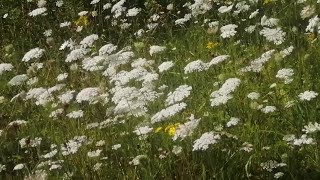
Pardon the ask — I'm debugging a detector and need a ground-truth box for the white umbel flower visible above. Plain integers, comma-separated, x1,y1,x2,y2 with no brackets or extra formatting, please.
158,61,174,73
8,74,28,86
172,114,200,141
13,164,24,171
247,92,260,100
99,44,117,56
166,85,192,105
210,78,241,106
226,117,240,127
133,126,153,136
261,106,276,113
276,68,294,84
149,46,166,56
151,103,187,123
66,110,84,119
260,27,286,45
301,5,315,19
298,90,318,101
80,34,99,48
87,149,102,157
0,63,14,75
306,15,319,33
28,7,47,17
192,132,220,151
302,122,320,134
65,48,89,63
129,155,147,165
220,24,238,38
22,48,45,62
184,60,209,74
126,8,141,17
76,87,100,104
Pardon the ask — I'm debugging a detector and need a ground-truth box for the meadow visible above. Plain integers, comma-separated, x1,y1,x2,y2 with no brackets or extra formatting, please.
1,0,320,179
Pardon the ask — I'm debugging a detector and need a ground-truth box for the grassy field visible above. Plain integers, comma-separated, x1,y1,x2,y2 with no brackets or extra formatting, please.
1,0,320,179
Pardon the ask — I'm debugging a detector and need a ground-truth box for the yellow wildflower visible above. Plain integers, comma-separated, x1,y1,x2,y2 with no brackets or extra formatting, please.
206,42,219,49
74,16,89,26
155,127,163,133
164,123,180,136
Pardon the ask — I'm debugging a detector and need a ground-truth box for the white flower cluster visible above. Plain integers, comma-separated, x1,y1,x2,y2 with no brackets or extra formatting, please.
261,106,276,114
166,85,192,105
193,132,220,151
8,74,28,86
129,155,147,165
276,68,294,84
133,126,153,136
210,78,241,106
260,27,286,45
66,110,84,119
80,34,99,48
76,87,100,104
29,7,47,17
149,45,166,56
111,0,126,18
22,48,45,62
65,48,89,62
280,46,294,58
184,55,230,74
226,117,240,127
298,90,318,101
188,0,213,16
61,136,88,156
99,44,117,56
241,50,275,72
0,63,14,75
220,24,238,38
151,103,187,124
158,61,174,73
302,122,320,134
172,114,201,141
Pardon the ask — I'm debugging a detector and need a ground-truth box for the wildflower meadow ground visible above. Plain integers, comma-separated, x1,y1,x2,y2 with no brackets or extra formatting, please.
1,0,320,179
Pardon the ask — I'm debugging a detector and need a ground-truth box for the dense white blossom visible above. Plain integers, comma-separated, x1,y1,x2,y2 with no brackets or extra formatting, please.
22,48,45,62
184,60,209,74
158,61,174,73
220,24,238,38
76,87,100,104
210,78,241,106
133,126,153,136
173,114,201,141
8,74,28,86
0,63,14,75
66,110,84,119
151,103,187,123
276,68,294,84
260,27,286,45
149,46,166,56
193,132,220,151
298,90,318,101
28,7,47,17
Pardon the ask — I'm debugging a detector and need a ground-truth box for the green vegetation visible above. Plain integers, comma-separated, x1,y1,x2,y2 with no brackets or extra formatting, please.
1,0,320,179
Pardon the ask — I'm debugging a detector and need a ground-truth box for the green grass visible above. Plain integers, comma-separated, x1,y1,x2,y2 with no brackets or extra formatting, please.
1,0,320,179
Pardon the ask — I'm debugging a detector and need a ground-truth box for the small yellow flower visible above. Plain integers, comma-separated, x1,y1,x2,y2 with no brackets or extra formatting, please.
167,127,176,136
155,127,163,133
164,123,180,136
74,16,89,26
206,42,219,49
